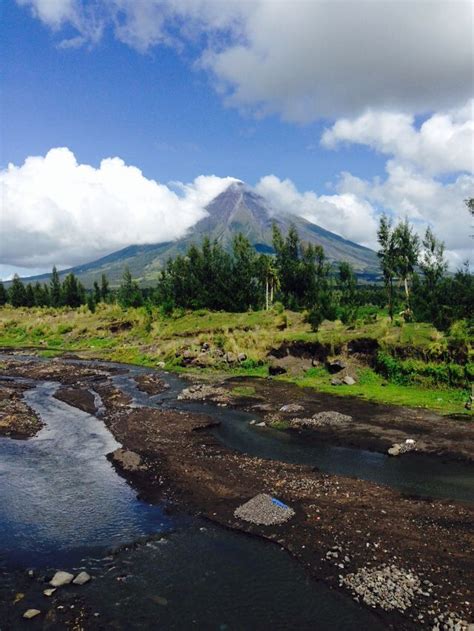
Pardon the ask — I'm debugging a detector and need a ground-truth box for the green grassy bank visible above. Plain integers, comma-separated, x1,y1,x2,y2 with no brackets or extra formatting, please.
0,305,472,416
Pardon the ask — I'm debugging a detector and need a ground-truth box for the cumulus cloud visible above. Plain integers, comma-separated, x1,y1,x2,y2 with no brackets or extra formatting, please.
17,0,473,121
0,147,237,273
322,101,474,175
253,164,473,268
255,175,379,249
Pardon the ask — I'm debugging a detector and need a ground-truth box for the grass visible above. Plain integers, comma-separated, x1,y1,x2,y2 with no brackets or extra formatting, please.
0,304,471,416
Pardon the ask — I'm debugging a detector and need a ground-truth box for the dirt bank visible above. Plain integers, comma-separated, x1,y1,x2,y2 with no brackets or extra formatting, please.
0,380,43,438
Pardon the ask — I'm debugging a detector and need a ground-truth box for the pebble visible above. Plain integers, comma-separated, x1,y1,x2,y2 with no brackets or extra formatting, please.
50,571,74,587
23,609,41,619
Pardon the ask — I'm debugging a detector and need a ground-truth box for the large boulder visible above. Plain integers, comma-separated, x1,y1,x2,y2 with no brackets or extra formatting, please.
280,403,305,413
73,571,91,585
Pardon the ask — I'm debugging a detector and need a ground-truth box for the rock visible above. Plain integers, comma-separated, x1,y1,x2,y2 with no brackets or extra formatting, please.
311,359,320,367
237,353,247,362
256,421,266,427
279,403,304,413
201,342,210,351
225,352,237,363
111,448,145,472
23,609,41,619
388,444,401,456
331,378,343,386
156,361,165,369
269,364,287,376
343,375,356,385
249,420,256,425
43,588,56,597
327,360,346,374
234,493,295,525
291,411,352,430
50,571,74,587
73,571,91,585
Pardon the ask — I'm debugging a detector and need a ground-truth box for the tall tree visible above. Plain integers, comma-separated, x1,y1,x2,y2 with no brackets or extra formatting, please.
393,219,420,312
62,273,84,308
93,281,101,304
9,275,26,307
377,215,397,321
50,266,62,307
338,261,357,324
118,267,143,308
100,274,110,302
24,284,35,308
0,282,7,306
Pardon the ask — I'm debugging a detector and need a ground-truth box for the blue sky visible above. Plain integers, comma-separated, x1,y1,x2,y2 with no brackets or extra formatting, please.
1,0,472,278
2,1,383,189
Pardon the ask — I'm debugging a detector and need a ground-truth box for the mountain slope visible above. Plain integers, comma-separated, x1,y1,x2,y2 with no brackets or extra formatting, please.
21,181,379,286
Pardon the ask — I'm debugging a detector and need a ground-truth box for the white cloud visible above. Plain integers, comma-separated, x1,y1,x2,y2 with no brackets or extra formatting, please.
17,0,473,121
322,101,474,175
336,162,474,267
255,175,379,248
0,147,237,272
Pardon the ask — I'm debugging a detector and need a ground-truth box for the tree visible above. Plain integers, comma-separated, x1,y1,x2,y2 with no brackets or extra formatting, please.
393,219,420,313
377,215,397,321
24,284,35,308
0,282,7,306
338,261,357,324
118,267,143,308
33,282,50,307
9,275,26,307
258,254,279,310
50,266,62,307
62,273,84,308
100,274,110,302
93,281,101,304
412,227,447,325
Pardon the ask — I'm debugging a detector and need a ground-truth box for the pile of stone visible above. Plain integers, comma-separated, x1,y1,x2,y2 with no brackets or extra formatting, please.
291,410,352,430
234,493,295,526
177,384,229,403
23,570,92,620
340,564,424,612
387,438,416,456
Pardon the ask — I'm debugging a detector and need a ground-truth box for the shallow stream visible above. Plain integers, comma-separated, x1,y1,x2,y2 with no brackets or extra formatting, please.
0,358,472,628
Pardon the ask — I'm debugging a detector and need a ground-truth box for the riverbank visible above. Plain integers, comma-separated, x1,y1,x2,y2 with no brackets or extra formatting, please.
0,380,43,438
1,356,472,629
0,304,472,415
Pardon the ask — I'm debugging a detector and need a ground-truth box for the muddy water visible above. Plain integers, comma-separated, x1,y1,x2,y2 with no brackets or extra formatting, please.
0,373,385,630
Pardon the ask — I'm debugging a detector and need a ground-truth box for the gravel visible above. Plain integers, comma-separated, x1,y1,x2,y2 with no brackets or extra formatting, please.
291,410,352,429
234,493,295,525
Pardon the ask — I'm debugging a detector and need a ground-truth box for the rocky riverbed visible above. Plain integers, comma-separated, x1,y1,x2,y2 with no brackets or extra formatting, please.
179,375,474,462
0,356,473,630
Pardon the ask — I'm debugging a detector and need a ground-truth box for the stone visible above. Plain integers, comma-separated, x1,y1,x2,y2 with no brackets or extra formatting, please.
73,571,91,585
43,588,56,597
23,609,41,619
256,421,266,427
111,448,145,472
269,364,287,376
331,378,343,386
237,353,247,362
156,361,165,369
50,571,74,587
327,360,346,374
279,403,304,413
343,375,356,385
225,352,237,363
388,444,401,456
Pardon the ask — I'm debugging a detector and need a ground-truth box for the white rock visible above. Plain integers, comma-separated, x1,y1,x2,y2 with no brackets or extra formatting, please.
23,609,41,619
256,421,266,427
50,571,74,587
343,376,356,385
73,571,91,585
43,588,56,597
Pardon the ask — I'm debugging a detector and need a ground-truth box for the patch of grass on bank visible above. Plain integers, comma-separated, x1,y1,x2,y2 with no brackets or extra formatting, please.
289,367,469,415
0,304,471,415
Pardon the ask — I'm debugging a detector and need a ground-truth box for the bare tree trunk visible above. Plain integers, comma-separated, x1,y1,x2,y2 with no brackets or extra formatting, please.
265,279,269,311
270,280,274,305
404,276,410,306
